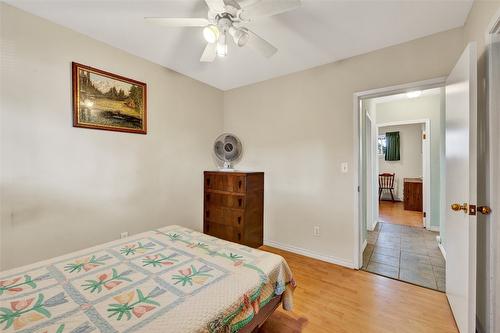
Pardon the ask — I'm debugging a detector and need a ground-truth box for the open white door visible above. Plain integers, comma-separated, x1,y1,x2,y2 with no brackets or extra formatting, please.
445,42,477,333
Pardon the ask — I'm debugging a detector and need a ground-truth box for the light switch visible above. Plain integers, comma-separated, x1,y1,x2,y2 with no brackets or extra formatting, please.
341,162,348,173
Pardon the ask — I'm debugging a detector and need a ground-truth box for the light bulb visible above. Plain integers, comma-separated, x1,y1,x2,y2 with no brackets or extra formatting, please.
203,25,219,44
216,32,228,57
406,91,422,98
229,27,249,47
217,43,228,57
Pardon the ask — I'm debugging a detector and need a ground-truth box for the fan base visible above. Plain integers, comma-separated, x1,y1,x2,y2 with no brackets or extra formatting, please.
218,168,237,172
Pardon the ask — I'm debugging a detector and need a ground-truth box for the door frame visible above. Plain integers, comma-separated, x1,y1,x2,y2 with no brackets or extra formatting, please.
376,118,431,229
365,111,378,232
353,77,445,269
487,13,500,333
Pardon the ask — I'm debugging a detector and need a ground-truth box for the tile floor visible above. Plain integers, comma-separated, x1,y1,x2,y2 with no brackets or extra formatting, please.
362,222,445,291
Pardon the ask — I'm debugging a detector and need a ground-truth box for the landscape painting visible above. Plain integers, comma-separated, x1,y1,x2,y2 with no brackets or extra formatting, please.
72,62,147,134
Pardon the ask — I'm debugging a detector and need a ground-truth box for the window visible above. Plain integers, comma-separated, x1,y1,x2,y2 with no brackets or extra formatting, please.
377,134,386,156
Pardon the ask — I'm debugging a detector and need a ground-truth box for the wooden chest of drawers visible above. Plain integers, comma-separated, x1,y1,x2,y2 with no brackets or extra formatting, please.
203,171,264,247
404,178,423,212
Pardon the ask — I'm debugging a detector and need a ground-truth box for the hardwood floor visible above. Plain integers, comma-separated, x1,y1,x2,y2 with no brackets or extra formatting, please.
379,201,423,227
259,246,457,333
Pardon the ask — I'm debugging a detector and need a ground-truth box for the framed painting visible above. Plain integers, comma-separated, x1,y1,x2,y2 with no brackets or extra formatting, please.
72,62,147,134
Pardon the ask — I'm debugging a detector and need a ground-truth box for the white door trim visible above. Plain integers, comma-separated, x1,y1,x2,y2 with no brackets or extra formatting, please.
366,112,373,122
366,110,379,231
486,7,500,36
377,119,431,229
354,77,446,100
353,77,446,269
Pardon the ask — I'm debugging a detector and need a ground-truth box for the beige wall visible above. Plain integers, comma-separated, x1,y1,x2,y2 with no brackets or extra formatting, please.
378,124,423,201
0,4,224,270
224,28,464,265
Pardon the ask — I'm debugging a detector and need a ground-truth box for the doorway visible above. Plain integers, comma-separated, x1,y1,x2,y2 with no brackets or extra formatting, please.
377,119,430,228
353,43,480,333
356,84,446,291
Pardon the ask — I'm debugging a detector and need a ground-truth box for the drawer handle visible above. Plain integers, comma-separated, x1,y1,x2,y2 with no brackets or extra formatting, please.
206,210,210,218
237,216,241,224
238,198,242,207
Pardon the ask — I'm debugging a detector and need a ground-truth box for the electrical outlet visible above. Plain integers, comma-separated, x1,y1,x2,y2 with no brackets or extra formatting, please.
313,226,320,236
120,232,129,239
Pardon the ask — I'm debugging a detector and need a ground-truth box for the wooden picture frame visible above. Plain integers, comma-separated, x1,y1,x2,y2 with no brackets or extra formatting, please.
72,62,147,134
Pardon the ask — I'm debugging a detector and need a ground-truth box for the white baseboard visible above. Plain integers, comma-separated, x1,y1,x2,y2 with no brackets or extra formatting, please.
436,235,446,260
264,240,355,269
367,220,379,231
429,225,440,232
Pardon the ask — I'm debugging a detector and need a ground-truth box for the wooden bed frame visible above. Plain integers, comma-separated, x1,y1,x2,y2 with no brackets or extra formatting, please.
239,295,282,333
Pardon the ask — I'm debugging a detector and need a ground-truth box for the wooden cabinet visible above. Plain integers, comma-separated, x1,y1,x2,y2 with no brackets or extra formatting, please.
203,171,264,247
404,178,423,212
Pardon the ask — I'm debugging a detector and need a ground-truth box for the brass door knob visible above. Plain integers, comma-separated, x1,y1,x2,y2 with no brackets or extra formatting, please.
451,203,468,213
478,206,492,215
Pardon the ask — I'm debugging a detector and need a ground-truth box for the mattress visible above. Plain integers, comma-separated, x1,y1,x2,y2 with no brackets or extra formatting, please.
0,225,295,333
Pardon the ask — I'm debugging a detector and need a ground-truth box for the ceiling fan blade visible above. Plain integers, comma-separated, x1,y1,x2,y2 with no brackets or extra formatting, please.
144,17,209,27
246,29,277,58
205,0,226,12
240,0,301,19
200,43,217,62
224,0,241,10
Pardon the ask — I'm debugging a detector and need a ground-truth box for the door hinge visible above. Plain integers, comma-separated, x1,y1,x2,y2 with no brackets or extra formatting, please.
357,186,360,193
422,133,427,140
423,212,426,218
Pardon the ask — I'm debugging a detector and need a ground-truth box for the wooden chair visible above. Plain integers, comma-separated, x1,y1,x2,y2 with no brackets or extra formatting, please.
379,173,396,202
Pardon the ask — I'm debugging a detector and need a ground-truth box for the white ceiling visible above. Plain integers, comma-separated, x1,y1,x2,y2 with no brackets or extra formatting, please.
7,0,473,91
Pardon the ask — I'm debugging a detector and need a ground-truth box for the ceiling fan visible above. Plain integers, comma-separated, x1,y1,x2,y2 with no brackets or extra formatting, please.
145,0,301,62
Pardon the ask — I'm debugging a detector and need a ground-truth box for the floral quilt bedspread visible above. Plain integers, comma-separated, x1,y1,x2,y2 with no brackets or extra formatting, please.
0,225,295,333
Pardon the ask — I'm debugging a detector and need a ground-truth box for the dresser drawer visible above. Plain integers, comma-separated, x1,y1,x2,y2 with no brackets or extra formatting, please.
204,192,246,209
205,173,246,193
204,221,243,243
204,205,244,227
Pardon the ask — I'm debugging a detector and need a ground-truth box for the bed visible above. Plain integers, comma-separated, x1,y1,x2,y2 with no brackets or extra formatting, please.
0,225,295,333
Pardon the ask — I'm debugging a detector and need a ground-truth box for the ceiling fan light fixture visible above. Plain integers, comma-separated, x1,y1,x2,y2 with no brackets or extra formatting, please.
229,27,249,47
146,0,302,63
216,42,228,57
203,24,220,43
216,32,228,57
